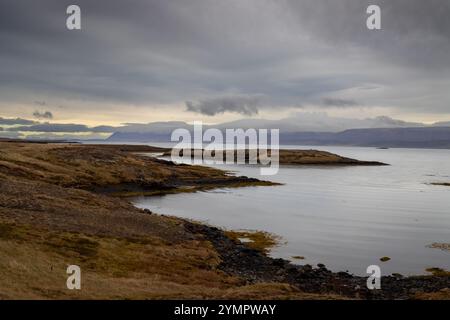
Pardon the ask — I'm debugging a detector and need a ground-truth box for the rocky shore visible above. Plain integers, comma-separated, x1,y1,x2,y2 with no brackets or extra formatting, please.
185,222,450,300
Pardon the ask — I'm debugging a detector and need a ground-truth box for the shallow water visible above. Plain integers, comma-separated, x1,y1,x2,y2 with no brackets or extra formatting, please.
133,145,450,276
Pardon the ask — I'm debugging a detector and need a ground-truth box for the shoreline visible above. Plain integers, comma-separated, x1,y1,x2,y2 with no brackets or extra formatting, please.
182,220,450,300
0,141,448,299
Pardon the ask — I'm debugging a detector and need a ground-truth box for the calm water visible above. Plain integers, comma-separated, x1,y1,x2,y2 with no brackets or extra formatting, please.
133,145,450,276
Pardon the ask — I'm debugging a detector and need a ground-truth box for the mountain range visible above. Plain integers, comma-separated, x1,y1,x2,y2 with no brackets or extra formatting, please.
105,115,450,149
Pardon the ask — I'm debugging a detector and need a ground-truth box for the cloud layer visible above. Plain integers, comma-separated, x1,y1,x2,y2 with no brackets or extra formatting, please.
0,0,449,121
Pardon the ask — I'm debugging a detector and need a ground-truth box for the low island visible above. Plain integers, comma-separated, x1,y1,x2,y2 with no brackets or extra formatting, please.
162,148,388,166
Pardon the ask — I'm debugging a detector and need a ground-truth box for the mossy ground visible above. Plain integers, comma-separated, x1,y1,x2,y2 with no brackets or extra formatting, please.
0,220,323,299
224,230,280,254
425,268,450,277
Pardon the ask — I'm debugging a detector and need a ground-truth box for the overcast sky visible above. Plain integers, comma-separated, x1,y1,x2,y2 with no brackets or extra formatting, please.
0,0,449,126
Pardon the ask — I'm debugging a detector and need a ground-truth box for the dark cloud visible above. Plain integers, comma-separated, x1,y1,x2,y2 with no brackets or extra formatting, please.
0,0,449,117
24,132,108,141
281,0,450,69
10,123,88,132
322,98,359,108
186,95,262,116
0,117,37,125
33,110,53,119
7,122,119,133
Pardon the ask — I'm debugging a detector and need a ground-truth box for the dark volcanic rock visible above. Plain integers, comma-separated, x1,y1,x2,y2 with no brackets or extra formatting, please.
184,221,450,300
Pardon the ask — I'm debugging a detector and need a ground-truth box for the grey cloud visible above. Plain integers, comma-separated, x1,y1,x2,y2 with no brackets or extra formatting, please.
8,123,118,133
322,98,359,108
7,121,187,134
33,110,53,119
10,123,88,132
281,0,450,69
0,0,449,117
186,96,262,116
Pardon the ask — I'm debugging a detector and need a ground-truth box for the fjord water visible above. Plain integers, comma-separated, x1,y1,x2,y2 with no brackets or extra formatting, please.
133,146,450,276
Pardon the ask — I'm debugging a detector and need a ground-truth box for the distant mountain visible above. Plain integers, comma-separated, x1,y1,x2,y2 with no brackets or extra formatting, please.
108,125,450,149
107,114,425,141
107,132,173,142
105,121,190,142
279,127,450,148
114,121,190,133
433,121,450,127
217,114,423,132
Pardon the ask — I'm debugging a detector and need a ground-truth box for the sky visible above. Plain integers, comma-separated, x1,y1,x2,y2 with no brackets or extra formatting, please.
0,0,450,128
